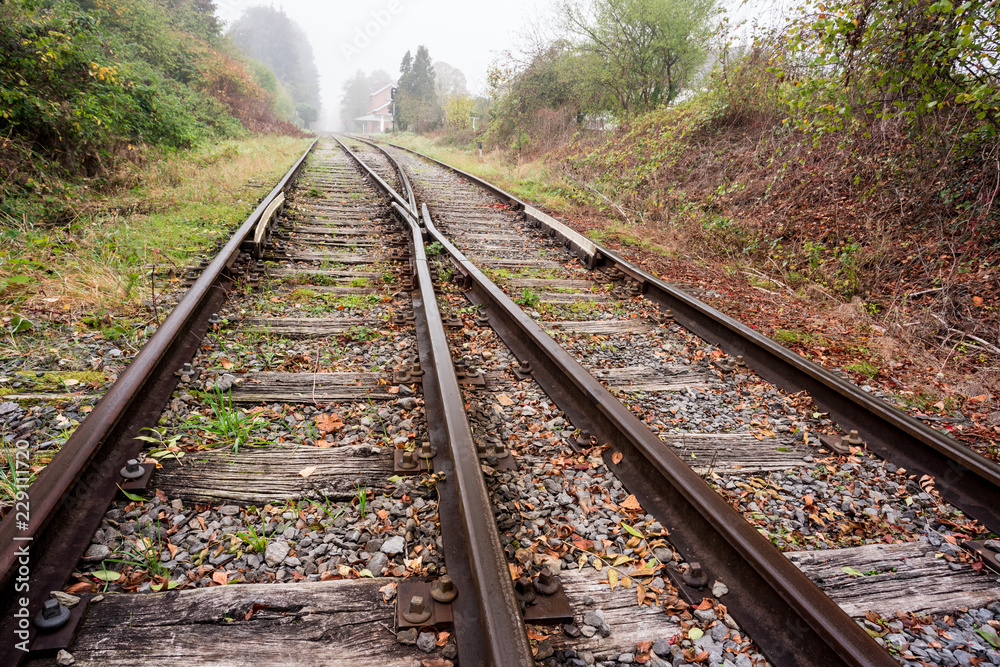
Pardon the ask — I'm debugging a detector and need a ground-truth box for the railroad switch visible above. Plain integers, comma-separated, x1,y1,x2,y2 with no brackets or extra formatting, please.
396,581,455,629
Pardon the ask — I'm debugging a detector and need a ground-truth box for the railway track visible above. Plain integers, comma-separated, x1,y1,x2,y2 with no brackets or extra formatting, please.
1,135,998,667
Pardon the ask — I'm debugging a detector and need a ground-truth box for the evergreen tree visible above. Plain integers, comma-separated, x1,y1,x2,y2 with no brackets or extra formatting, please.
395,45,439,131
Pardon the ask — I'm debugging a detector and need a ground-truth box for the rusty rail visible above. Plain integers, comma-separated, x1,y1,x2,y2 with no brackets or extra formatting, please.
380,140,1000,538
0,141,316,665
333,136,533,666
348,137,899,666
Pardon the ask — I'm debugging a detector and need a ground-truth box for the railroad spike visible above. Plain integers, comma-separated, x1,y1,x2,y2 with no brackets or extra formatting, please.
34,597,71,632
400,595,432,624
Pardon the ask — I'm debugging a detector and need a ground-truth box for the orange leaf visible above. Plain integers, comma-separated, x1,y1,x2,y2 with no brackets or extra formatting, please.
387,386,400,394
314,413,344,434
526,629,550,641
219,357,234,369
620,494,642,511
436,631,450,646
696,598,713,610
65,581,96,594
167,542,178,559
637,583,646,606
212,571,227,585
612,452,623,464
973,296,984,306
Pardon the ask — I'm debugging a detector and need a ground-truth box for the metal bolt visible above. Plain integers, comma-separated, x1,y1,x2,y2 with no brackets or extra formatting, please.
398,450,418,470
400,595,432,624
418,441,437,460
430,575,458,603
34,597,71,631
682,562,709,588
513,576,536,604
475,442,488,457
493,441,509,459
120,459,145,480
844,430,863,446
534,567,560,595
476,314,489,326
181,363,194,376
208,313,220,326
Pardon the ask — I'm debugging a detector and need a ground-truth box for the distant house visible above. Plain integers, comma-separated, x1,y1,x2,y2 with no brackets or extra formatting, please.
355,84,395,133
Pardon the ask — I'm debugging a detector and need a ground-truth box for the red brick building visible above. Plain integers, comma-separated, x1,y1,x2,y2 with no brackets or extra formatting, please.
355,84,395,133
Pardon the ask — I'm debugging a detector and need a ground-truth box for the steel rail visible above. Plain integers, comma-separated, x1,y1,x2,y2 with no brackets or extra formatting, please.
413,201,893,667
351,136,893,665
380,140,1000,537
332,136,533,666
0,140,316,664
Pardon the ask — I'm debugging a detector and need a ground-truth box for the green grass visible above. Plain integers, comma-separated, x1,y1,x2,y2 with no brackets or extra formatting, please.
771,329,829,347
845,360,879,379
516,288,541,308
184,387,266,454
1,136,311,320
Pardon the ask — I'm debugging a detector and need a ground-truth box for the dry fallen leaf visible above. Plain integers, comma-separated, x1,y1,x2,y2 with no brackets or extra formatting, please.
219,357,234,370
298,466,317,478
212,571,227,586
496,393,515,406
621,494,642,511
611,452,623,465
314,413,344,434
608,568,619,590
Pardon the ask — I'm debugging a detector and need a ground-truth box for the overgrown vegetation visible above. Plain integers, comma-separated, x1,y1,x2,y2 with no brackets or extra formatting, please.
0,0,302,208
393,0,999,396
0,0,313,323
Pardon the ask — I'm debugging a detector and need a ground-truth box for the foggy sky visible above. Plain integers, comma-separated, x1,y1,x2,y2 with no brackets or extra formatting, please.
214,0,554,128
